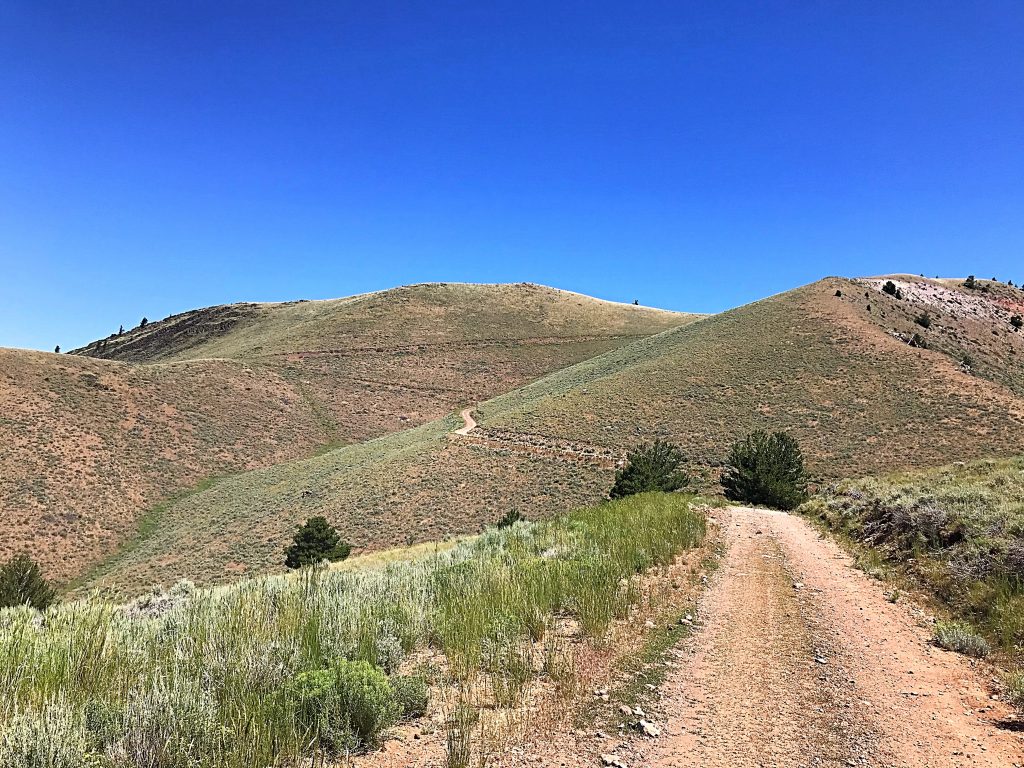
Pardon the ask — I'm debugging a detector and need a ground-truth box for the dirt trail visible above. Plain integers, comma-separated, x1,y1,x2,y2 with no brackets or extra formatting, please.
448,407,621,468
637,507,1023,768
455,406,477,435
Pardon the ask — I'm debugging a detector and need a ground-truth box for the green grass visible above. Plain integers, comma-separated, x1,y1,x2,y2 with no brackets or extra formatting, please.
78,414,613,597
800,456,1024,662
580,540,723,733
65,476,221,595
1006,671,1024,709
0,493,704,767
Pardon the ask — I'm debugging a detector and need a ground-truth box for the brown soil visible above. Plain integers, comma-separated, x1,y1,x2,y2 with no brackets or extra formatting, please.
503,507,1024,767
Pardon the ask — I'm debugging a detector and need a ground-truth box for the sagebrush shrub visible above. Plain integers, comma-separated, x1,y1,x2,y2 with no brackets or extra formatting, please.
0,702,91,768
722,430,807,510
290,668,356,755
333,659,400,748
933,620,990,658
391,674,429,720
289,660,401,753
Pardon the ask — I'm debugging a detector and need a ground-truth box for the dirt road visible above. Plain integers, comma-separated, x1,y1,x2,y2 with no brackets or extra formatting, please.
635,507,1023,768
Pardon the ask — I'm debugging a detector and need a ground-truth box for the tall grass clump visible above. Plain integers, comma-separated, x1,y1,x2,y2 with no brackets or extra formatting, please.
0,493,703,767
1005,671,1024,711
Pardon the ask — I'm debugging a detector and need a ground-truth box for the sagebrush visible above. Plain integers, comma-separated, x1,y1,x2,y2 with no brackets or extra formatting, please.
0,493,704,767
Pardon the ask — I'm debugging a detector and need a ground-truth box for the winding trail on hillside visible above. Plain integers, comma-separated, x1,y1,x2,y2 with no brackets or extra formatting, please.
636,507,1023,768
455,406,477,435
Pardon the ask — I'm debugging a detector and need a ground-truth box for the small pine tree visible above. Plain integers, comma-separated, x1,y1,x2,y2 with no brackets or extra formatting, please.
721,430,807,510
284,516,351,569
0,554,57,610
915,311,932,329
1011,315,1023,330
118,325,124,335
54,345,60,354
496,509,525,528
610,439,689,499
140,317,148,328
882,280,899,297
964,275,977,289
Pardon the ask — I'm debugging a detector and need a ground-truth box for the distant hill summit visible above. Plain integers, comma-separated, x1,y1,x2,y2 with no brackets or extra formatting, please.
71,283,686,363
77,275,1024,597
3,283,696,585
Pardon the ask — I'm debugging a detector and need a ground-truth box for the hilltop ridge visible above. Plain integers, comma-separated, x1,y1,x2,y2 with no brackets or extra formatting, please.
70,282,687,363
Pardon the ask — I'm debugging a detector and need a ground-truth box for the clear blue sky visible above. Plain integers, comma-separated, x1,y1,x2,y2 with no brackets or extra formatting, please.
2,1,1022,351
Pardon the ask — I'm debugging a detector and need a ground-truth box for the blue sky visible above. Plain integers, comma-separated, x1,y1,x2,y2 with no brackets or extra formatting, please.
1,1,1022,351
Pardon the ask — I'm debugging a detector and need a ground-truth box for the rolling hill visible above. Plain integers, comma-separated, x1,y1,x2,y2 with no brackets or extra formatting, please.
2,283,694,585
75,275,1024,597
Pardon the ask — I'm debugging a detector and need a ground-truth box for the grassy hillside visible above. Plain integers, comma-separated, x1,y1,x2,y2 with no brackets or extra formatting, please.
72,283,694,446
478,276,1024,473
0,350,330,585
81,276,1024,596
5,284,693,585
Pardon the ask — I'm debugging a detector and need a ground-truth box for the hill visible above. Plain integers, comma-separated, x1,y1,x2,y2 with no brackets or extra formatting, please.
2,283,695,585
78,276,1024,596
71,283,692,445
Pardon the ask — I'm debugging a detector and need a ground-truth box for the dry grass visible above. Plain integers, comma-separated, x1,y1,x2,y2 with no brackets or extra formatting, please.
0,350,331,585
479,277,1024,476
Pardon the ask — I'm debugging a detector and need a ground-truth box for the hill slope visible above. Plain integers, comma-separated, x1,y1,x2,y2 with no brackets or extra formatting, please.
72,283,693,445
80,276,1024,596
3,283,695,584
